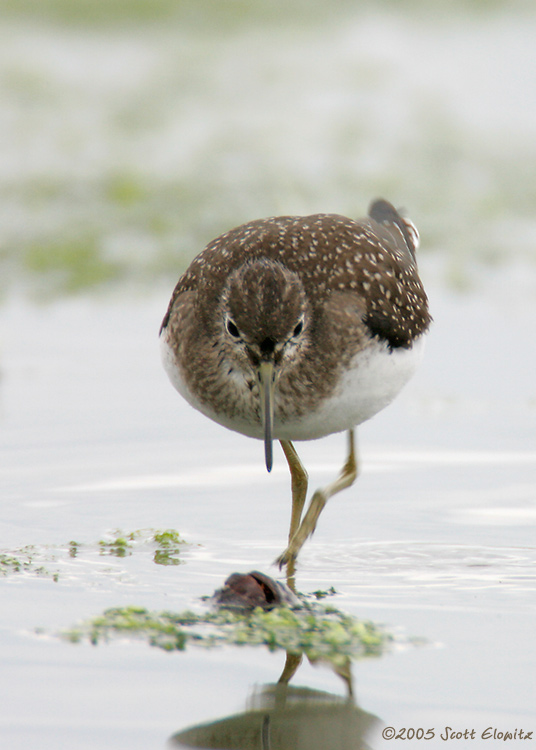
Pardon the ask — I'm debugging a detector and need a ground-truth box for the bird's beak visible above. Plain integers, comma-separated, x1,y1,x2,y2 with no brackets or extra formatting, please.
258,361,276,472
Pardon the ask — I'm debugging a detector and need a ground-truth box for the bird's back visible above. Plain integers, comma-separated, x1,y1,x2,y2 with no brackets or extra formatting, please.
162,203,430,346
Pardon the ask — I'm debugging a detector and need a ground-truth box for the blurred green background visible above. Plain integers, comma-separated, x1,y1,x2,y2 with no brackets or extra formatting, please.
1,0,535,297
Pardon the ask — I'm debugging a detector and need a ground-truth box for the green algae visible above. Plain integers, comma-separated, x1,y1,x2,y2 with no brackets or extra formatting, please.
0,546,57,580
152,529,184,566
98,528,186,564
0,528,188,580
63,601,391,665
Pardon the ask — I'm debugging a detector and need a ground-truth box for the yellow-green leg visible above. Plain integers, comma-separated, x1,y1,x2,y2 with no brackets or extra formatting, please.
277,651,303,686
277,429,358,569
279,439,308,589
280,439,308,541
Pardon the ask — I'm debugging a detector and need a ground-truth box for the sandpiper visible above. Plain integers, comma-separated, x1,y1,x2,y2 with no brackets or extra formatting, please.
160,199,431,569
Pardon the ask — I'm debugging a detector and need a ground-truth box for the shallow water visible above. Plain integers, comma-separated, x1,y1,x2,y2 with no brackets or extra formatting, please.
1,2,536,746
1,270,535,748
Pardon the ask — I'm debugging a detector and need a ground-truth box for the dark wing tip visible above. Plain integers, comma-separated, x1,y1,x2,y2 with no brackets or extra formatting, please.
368,198,400,224
368,198,419,258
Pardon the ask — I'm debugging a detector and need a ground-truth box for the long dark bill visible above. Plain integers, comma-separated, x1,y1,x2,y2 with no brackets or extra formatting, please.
258,361,276,472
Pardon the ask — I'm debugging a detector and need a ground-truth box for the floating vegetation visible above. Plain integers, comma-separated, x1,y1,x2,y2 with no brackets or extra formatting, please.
0,546,57,581
0,528,189,581
63,601,391,666
98,533,134,558
309,586,338,600
98,528,186,565
1,549,36,576
152,529,184,566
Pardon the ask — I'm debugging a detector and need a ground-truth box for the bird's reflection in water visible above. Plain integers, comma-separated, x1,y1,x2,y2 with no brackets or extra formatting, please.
170,571,383,748
169,650,381,750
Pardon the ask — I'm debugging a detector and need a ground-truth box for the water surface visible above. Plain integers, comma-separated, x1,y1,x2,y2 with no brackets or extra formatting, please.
1,278,535,748
1,2,535,747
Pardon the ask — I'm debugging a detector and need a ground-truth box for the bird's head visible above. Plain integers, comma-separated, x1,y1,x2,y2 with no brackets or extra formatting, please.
218,258,310,472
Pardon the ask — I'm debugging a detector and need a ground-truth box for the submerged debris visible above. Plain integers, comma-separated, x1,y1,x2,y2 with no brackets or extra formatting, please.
62,572,391,667
211,571,300,610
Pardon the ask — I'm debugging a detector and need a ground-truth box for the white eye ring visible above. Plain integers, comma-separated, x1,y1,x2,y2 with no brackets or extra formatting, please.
292,316,304,338
225,316,240,339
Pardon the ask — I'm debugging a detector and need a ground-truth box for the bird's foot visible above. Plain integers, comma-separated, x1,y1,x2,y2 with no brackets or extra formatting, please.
276,507,320,570
274,547,299,594
274,547,296,571
275,529,309,570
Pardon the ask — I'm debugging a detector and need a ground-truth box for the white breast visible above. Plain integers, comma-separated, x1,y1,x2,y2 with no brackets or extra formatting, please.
274,336,426,440
161,331,425,443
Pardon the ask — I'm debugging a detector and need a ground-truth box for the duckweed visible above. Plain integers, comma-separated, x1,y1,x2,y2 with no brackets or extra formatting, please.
0,528,189,579
63,601,391,665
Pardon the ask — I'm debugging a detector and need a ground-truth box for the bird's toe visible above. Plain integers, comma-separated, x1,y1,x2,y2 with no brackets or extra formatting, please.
274,548,296,570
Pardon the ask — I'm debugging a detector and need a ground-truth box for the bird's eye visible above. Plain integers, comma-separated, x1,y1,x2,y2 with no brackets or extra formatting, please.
226,317,240,338
292,319,304,338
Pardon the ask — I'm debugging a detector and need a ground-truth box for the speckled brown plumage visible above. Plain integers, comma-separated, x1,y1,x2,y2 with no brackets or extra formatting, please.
162,210,429,340
160,199,431,568
161,201,430,428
